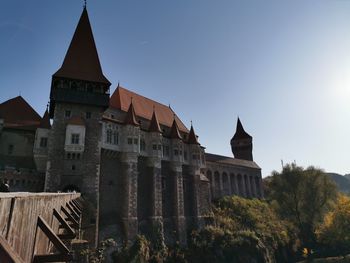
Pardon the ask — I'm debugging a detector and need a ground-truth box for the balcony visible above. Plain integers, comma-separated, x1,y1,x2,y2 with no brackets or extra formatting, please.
50,88,109,108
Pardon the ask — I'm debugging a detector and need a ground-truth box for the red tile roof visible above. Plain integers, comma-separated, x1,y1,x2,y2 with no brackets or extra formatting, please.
110,86,189,133
0,96,41,130
53,8,110,85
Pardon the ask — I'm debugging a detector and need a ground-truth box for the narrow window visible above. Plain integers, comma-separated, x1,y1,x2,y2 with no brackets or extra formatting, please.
113,132,118,145
71,165,76,171
106,129,112,143
174,149,179,156
158,144,162,150
86,112,91,119
165,146,169,156
140,139,146,151
71,134,80,144
40,137,48,148
184,151,187,160
127,138,133,145
65,110,71,118
153,144,157,150
7,144,14,155
161,177,166,191
134,138,138,145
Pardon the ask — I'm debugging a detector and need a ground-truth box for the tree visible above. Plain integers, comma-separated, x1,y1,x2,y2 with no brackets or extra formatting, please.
268,163,337,250
187,196,293,263
317,194,350,256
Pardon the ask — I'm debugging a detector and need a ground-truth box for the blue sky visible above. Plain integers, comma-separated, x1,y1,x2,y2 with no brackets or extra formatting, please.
1,0,349,176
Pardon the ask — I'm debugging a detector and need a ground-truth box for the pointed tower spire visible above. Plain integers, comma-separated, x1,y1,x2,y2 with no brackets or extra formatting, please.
124,100,139,126
53,7,110,85
40,109,51,129
187,122,199,144
169,116,182,139
149,107,161,133
233,117,252,140
231,118,253,161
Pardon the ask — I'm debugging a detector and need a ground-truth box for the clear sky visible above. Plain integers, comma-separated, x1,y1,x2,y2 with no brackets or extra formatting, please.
1,0,349,176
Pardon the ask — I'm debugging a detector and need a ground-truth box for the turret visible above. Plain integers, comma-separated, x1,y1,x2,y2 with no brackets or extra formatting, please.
148,108,162,159
230,118,253,161
123,101,140,153
187,123,201,167
169,117,183,163
49,7,111,118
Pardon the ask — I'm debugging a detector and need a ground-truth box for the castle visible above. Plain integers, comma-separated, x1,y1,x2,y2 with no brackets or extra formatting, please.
0,7,263,245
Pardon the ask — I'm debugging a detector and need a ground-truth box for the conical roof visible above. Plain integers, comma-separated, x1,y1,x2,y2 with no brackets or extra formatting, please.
39,109,51,129
232,118,252,140
149,109,161,133
169,118,182,140
124,101,139,126
187,124,199,144
53,7,110,85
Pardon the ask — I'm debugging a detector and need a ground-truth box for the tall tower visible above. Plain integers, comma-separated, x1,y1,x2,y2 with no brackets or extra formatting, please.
45,7,111,245
230,118,253,161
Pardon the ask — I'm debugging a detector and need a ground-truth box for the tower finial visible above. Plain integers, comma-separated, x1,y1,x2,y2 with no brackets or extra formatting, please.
84,0,87,8
190,120,193,126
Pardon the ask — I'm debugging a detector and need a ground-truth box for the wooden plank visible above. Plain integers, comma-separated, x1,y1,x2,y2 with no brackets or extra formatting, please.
0,235,25,263
32,216,72,263
53,209,75,240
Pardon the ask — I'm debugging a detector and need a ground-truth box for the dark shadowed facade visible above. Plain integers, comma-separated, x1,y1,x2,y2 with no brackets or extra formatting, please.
0,7,263,245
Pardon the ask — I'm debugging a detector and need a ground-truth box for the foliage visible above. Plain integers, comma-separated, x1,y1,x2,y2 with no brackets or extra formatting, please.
186,196,293,263
317,194,350,256
81,238,117,263
267,163,337,249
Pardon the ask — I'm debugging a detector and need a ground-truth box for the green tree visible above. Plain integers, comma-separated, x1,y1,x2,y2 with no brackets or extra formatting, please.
317,194,350,256
187,196,292,263
268,163,337,250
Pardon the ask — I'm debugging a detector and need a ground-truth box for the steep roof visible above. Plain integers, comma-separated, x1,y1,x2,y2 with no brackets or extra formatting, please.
205,153,260,169
39,109,51,129
0,96,41,130
187,124,199,144
232,118,252,140
124,102,139,126
149,110,161,133
169,118,182,139
110,86,188,132
53,7,110,85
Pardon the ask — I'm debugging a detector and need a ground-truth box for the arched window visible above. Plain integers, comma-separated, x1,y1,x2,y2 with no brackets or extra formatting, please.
222,172,229,195
214,171,220,198
230,173,236,195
